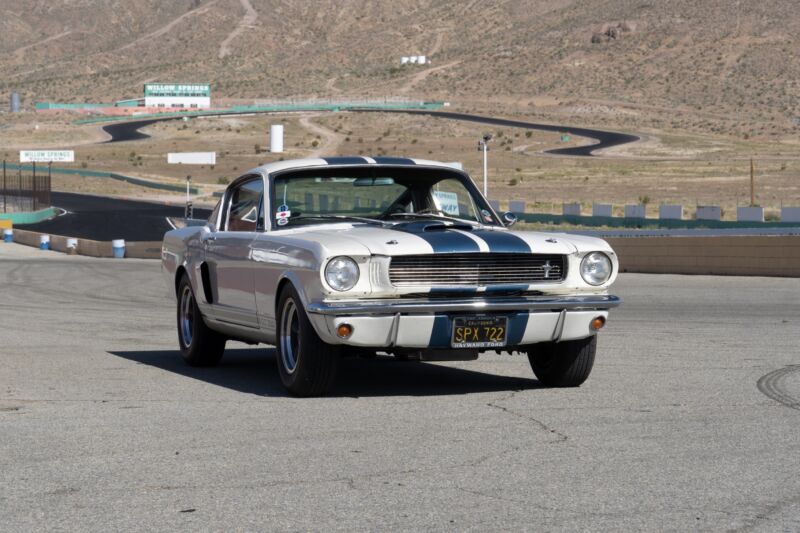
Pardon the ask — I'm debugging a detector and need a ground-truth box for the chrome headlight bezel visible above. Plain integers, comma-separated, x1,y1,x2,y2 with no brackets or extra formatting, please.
324,256,360,291
580,252,612,286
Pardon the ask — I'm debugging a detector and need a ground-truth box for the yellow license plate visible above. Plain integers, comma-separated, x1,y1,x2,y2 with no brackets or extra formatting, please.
451,316,508,348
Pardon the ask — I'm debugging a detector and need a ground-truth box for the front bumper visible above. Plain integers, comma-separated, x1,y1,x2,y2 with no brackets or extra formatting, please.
306,294,621,349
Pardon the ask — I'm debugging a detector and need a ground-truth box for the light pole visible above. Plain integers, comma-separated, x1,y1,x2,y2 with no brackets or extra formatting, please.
185,175,193,219
477,133,493,196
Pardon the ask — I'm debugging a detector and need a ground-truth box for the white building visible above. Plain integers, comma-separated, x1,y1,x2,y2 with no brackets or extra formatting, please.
143,83,211,109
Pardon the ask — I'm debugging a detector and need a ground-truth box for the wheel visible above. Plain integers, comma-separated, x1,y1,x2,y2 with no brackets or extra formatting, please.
276,285,341,396
526,336,596,387
177,274,226,366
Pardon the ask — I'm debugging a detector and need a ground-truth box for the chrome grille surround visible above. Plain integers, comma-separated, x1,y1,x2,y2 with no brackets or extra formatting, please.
388,253,567,287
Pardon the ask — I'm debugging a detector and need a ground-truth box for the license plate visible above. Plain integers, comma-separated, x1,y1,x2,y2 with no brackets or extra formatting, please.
451,316,508,348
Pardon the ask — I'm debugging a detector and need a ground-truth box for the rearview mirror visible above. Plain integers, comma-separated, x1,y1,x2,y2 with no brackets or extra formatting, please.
502,211,517,227
354,177,395,186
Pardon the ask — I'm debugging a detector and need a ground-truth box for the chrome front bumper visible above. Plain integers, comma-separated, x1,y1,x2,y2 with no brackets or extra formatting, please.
305,294,621,349
307,294,621,316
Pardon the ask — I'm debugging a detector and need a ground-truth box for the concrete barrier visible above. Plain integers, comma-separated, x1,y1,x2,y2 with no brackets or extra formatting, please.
659,205,683,220
508,200,526,213
737,206,764,222
592,204,612,217
781,207,800,223
696,206,721,221
624,204,646,218
9,229,162,259
606,235,800,277
563,202,581,216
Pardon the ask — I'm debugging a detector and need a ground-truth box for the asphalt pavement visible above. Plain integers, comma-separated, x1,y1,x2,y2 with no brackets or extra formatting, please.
1,244,799,531
17,192,210,241
101,110,639,156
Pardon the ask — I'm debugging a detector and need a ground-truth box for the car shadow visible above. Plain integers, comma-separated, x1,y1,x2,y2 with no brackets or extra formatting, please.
107,347,541,397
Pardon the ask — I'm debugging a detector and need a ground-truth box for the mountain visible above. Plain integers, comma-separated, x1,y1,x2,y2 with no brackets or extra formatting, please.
1,0,798,138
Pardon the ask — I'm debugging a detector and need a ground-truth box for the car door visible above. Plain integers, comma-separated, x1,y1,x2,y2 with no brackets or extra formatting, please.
203,175,263,327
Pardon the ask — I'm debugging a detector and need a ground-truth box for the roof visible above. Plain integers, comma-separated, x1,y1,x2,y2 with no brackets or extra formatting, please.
247,156,463,176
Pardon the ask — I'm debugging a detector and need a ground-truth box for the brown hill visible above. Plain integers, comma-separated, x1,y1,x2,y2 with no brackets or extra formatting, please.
1,0,798,138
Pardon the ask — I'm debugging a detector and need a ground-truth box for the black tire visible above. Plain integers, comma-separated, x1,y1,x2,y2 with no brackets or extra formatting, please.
527,336,596,387
177,274,226,367
276,285,341,396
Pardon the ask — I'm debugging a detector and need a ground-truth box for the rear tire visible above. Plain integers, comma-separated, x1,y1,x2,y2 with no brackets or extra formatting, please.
177,274,226,367
527,336,596,387
276,285,340,396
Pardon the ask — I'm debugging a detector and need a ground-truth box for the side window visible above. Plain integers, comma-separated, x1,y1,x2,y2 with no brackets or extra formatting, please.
226,178,264,231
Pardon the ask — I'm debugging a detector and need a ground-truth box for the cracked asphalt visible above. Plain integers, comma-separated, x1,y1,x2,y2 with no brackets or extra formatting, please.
2,243,799,531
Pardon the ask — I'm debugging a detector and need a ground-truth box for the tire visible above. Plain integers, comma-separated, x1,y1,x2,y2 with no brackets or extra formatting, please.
177,274,226,367
276,285,340,396
527,336,596,387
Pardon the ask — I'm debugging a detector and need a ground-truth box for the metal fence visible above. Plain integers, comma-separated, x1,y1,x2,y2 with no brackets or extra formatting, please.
2,161,52,213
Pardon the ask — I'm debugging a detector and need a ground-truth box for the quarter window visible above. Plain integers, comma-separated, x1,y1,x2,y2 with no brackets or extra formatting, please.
226,178,264,231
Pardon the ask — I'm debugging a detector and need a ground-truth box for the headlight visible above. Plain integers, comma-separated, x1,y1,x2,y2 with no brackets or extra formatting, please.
580,252,612,286
325,256,360,291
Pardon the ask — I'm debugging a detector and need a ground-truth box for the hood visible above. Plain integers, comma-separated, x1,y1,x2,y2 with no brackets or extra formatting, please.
285,221,578,257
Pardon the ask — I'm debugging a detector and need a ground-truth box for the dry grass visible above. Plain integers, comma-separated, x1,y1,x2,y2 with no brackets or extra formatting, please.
1,110,797,219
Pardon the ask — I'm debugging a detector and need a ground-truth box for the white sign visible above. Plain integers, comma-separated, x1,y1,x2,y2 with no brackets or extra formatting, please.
167,152,216,165
20,150,74,163
433,191,460,216
270,124,284,153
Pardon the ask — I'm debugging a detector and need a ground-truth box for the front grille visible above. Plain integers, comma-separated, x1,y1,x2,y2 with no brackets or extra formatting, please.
389,253,566,287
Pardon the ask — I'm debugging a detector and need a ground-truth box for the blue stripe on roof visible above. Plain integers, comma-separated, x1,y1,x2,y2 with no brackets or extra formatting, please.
321,156,369,165
372,156,417,165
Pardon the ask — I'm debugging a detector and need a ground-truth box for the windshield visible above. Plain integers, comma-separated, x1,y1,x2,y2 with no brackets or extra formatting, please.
270,166,498,228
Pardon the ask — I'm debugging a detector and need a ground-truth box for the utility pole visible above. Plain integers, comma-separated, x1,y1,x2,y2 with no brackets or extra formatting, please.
750,158,755,207
477,134,493,196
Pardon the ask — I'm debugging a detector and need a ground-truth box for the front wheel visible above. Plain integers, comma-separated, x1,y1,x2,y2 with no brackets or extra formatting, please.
276,285,340,396
526,336,596,387
177,274,226,366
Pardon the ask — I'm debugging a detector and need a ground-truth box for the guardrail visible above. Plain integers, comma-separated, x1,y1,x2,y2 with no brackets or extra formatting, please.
72,101,446,125
493,200,800,228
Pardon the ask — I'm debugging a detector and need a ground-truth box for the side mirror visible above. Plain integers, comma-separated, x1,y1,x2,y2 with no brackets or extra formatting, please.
502,211,517,227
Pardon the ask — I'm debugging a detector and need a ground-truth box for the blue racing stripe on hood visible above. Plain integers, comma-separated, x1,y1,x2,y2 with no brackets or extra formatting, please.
372,156,416,165
393,221,480,253
470,229,531,253
322,156,369,165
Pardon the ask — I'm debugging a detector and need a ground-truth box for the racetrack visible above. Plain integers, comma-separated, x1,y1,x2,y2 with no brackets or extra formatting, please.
2,245,799,531
17,192,210,241
101,110,639,156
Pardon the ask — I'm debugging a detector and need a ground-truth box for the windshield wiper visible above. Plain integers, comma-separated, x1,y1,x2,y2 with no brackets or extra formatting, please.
384,211,460,222
289,214,389,226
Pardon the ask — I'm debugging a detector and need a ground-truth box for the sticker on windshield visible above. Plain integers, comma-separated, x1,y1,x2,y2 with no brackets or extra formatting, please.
276,204,291,222
433,191,460,216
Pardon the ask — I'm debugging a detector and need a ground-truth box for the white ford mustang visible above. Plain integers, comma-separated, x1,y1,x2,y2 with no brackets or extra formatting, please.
162,157,621,396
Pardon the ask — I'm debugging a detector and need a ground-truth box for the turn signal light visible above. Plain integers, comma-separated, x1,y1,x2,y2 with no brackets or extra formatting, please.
336,324,354,338
590,316,606,331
